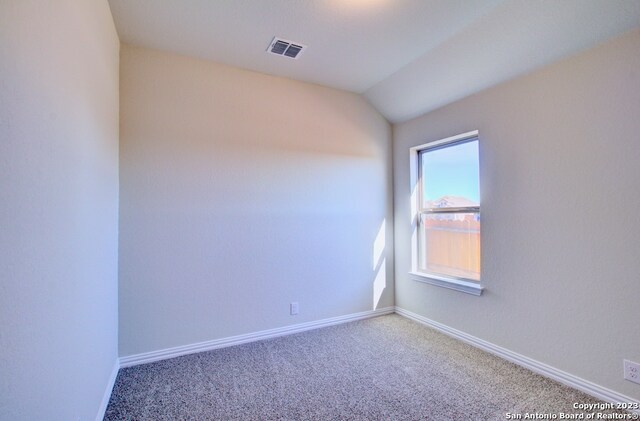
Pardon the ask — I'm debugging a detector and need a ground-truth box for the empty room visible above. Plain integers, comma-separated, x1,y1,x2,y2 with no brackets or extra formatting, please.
2,0,640,419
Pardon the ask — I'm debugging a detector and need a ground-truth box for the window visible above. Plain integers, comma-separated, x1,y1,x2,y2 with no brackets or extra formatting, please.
409,131,482,295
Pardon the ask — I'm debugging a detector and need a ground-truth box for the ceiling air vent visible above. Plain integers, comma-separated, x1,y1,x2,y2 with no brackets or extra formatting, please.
267,37,306,59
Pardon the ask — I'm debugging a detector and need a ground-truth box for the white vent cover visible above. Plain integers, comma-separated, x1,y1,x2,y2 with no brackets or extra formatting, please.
267,37,306,59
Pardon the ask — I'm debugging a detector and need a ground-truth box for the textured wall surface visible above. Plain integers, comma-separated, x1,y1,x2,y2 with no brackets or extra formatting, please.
393,29,640,400
0,1,120,419
118,45,393,357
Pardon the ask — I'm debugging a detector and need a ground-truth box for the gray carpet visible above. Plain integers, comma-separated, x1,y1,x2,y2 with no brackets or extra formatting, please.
105,314,630,420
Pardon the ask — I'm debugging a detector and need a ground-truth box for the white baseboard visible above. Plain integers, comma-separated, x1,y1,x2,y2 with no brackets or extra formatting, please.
95,358,119,421
395,306,640,413
119,307,394,368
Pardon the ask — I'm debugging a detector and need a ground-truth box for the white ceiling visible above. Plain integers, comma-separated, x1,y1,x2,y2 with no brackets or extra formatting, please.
108,0,640,123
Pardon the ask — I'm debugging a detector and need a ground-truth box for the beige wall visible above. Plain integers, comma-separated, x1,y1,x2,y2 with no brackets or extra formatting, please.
393,29,640,399
0,1,120,419
118,45,393,357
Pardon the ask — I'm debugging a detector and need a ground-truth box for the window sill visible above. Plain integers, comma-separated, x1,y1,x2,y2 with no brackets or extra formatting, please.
409,271,483,296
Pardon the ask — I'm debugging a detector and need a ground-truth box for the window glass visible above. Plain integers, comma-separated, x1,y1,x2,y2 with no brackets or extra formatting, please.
419,213,480,281
420,140,479,209
416,137,480,283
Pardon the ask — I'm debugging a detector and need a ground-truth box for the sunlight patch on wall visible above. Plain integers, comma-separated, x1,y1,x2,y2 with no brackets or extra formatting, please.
373,219,386,308
373,219,385,270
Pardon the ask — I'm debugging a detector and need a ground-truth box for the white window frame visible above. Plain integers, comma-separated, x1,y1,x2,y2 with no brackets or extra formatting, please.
409,130,483,296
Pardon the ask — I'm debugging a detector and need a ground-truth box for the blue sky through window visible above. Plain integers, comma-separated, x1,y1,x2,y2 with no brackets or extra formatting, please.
421,140,479,205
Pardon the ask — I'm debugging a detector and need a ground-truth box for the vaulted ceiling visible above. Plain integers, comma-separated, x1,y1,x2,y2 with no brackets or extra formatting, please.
108,0,640,122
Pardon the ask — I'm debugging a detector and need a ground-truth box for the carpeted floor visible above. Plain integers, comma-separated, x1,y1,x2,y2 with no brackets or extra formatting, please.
105,314,629,420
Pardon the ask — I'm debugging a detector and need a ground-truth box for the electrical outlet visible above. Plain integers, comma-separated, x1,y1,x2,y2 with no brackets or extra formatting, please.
624,360,640,384
290,302,299,315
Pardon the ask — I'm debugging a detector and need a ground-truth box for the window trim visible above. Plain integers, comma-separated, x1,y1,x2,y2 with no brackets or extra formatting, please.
409,130,483,296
